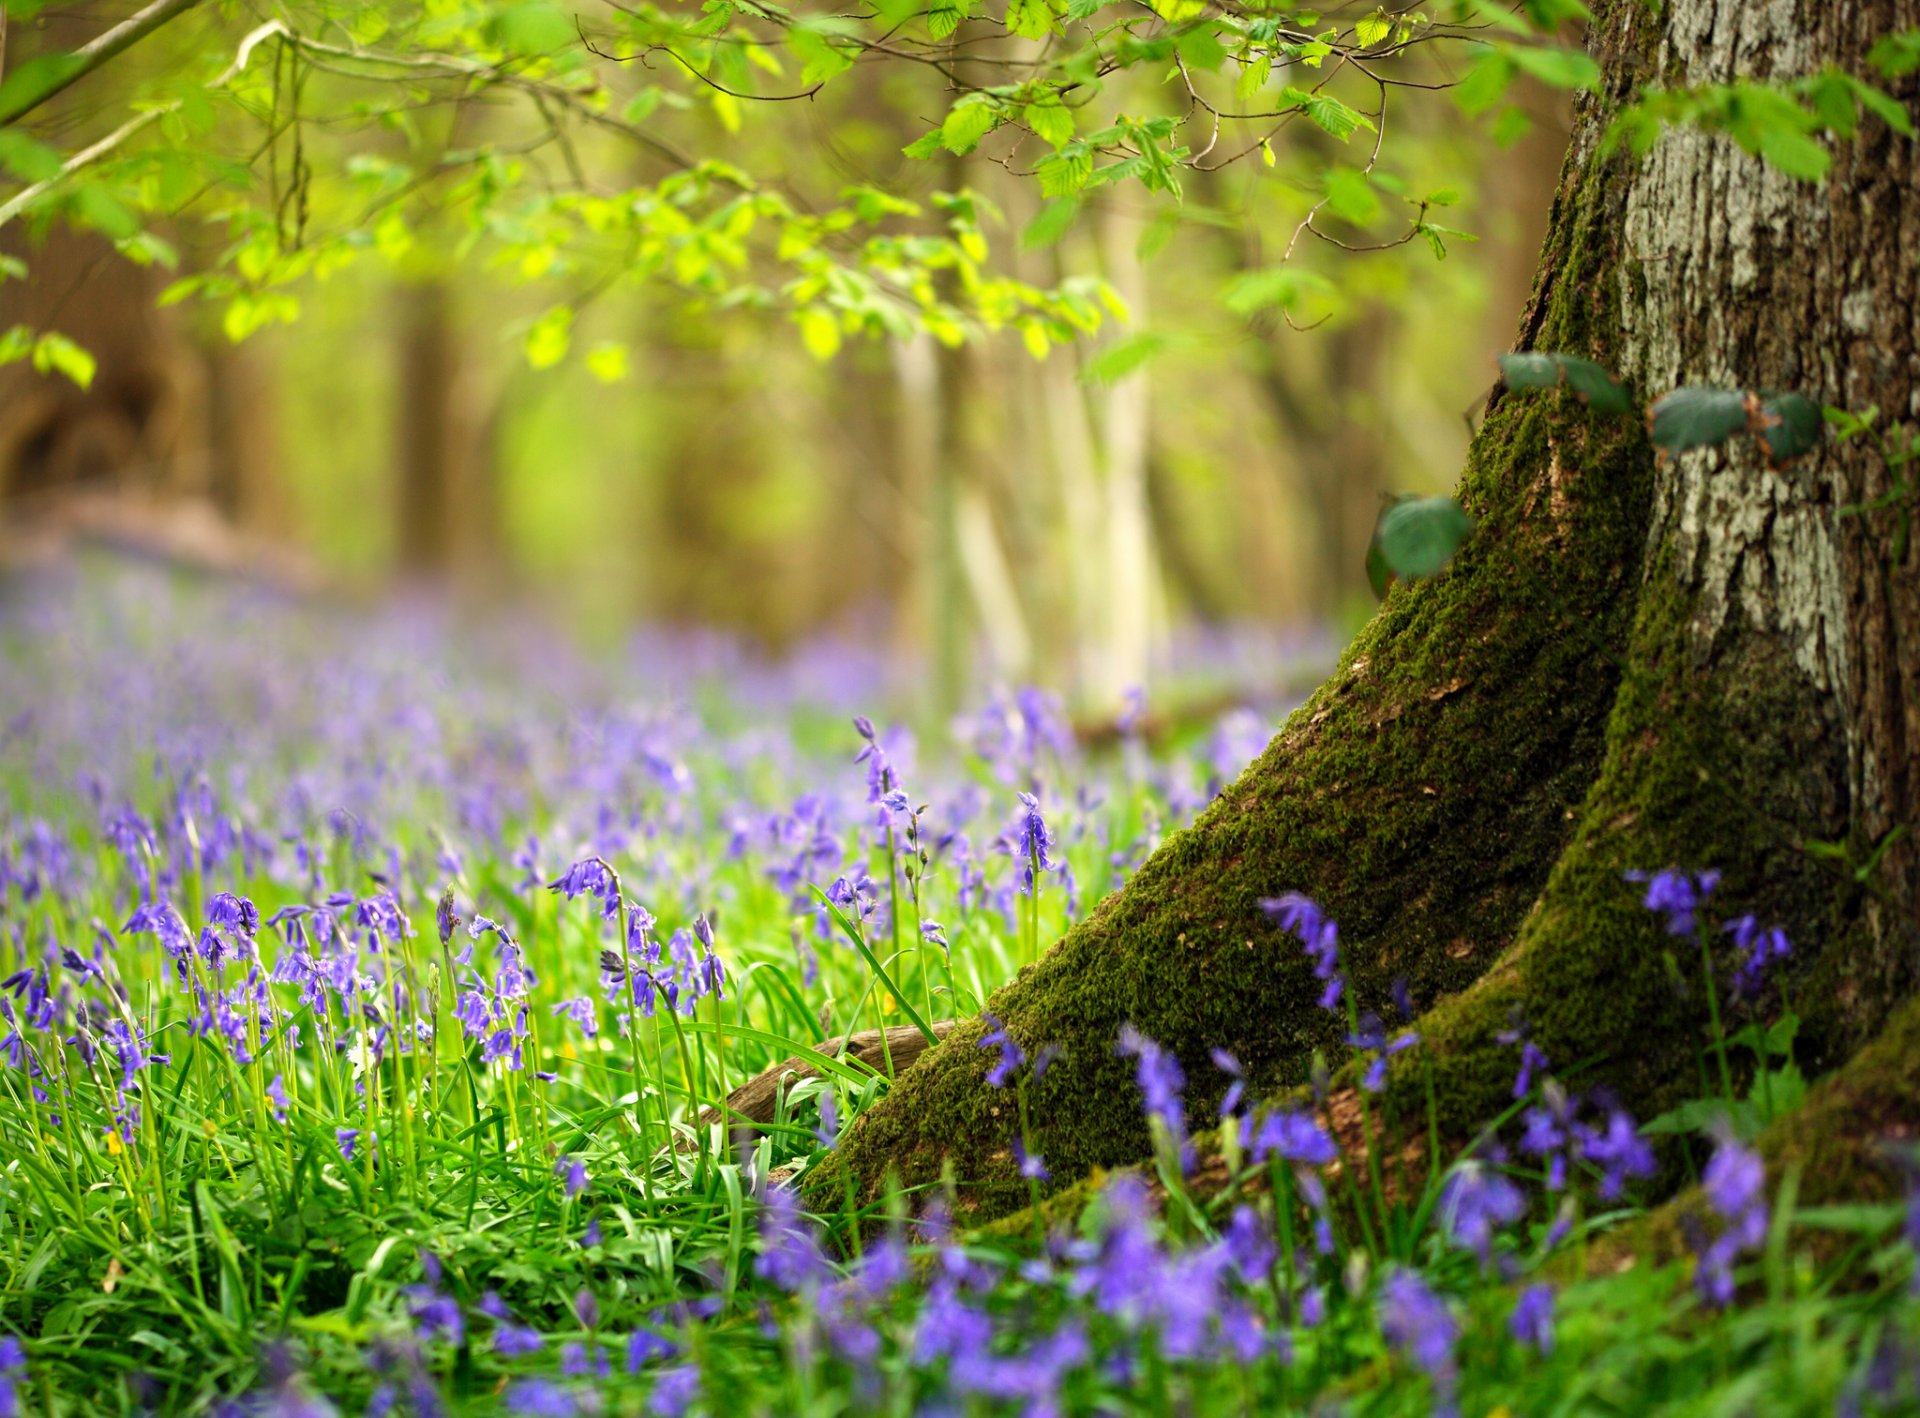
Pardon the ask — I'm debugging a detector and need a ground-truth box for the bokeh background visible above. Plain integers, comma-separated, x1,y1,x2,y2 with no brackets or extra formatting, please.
0,2,1569,718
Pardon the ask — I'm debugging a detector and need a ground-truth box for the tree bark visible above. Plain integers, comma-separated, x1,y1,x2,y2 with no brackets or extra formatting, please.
809,0,1920,1225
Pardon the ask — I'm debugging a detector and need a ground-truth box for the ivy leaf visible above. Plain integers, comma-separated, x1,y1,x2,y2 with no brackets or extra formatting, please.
1759,392,1823,467
1497,351,1632,414
1647,386,1751,458
1375,496,1474,581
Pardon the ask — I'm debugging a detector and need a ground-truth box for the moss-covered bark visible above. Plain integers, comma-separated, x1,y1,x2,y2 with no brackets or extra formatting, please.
809,0,1920,1228
809,119,1658,1224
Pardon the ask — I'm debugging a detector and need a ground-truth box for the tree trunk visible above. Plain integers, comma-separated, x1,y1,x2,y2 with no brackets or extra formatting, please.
809,0,1920,1225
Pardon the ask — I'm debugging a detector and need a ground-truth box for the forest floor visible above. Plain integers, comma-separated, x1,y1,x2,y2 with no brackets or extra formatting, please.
0,561,1914,1416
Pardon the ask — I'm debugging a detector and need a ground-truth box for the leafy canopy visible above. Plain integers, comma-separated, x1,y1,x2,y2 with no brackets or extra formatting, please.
0,0,1911,381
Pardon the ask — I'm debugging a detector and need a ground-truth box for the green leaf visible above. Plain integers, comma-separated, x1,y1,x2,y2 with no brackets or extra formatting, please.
927,0,972,39
1497,351,1632,414
1222,266,1334,317
524,306,574,370
796,307,842,360
1640,1097,1729,1138
1021,196,1081,249
1375,496,1474,580
31,331,95,390
941,97,999,154
1355,11,1391,46
1025,101,1075,148
1648,386,1751,458
1081,329,1167,384
585,341,631,383
1503,43,1602,92
902,129,947,160
494,2,573,55
1282,86,1374,141
1455,50,1514,117
1754,392,1822,467
1323,168,1380,227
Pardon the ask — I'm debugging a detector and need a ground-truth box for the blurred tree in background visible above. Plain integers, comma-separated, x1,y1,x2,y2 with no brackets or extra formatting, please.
0,0,1580,709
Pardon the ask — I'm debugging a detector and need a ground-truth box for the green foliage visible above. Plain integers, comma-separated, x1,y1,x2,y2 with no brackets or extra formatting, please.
1649,387,1826,469
1372,495,1475,587
1608,69,1914,182
1498,351,1632,414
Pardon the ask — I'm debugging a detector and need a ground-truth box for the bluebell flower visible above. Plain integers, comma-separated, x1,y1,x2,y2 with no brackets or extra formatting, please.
977,1014,1025,1088
1696,1134,1768,1307
1575,1106,1656,1200
755,1185,832,1293
493,1322,543,1359
1117,1024,1190,1174
1210,1048,1246,1118
336,1128,360,1163
1626,868,1721,935
815,1090,839,1149
626,1328,677,1373
501,1379,571,1417
1013,1137,1048,1181
647,1366,699,1418
1249,1107,1337,1167
554,1156,589,1199
1724,916,1792,999
267,1073,289,1123
550,996,597,1038
1013,792,1054,895
1262,892,1344,1010
1379,1270,1458,1402
1438,1163,1528,1263
1510,1283,1555,1354
1347,1012,1419,1092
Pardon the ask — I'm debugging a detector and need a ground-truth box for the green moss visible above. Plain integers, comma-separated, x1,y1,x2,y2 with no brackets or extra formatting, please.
808,131,1662,1225
1375,541,1860,1157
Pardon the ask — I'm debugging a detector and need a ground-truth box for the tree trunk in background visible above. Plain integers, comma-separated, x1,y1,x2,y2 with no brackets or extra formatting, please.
1093,200,1158,709
394,281,463,577
811,0,1920,1227
198,324,281,531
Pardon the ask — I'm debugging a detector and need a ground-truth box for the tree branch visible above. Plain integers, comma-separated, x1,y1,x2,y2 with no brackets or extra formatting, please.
0,0,203,128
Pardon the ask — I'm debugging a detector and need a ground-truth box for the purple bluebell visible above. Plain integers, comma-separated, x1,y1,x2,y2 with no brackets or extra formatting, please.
1627,868,1721,936
266,1074,289,1124
1013,1136,1048,1181
1510,1283,1555,1354
1438,1164,1528,1263
1575,1106,1656,1200
755,1185,832,1293
1348,1012,1420,1092
977,1014,1025,1088
501,1379,571,1417
1696,1134,1769,1307
1379,1269,1458,1400
815,1091,839,1149
555,1156,589,1199
1724,916,1792,999
626,1328,677,1372
1210,1048,1246,1118
1262,892,1344,1010
1117,1024,1190,1174
1012,791,1054,896
1249,1107,1338,1167
647,1366,699,1418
